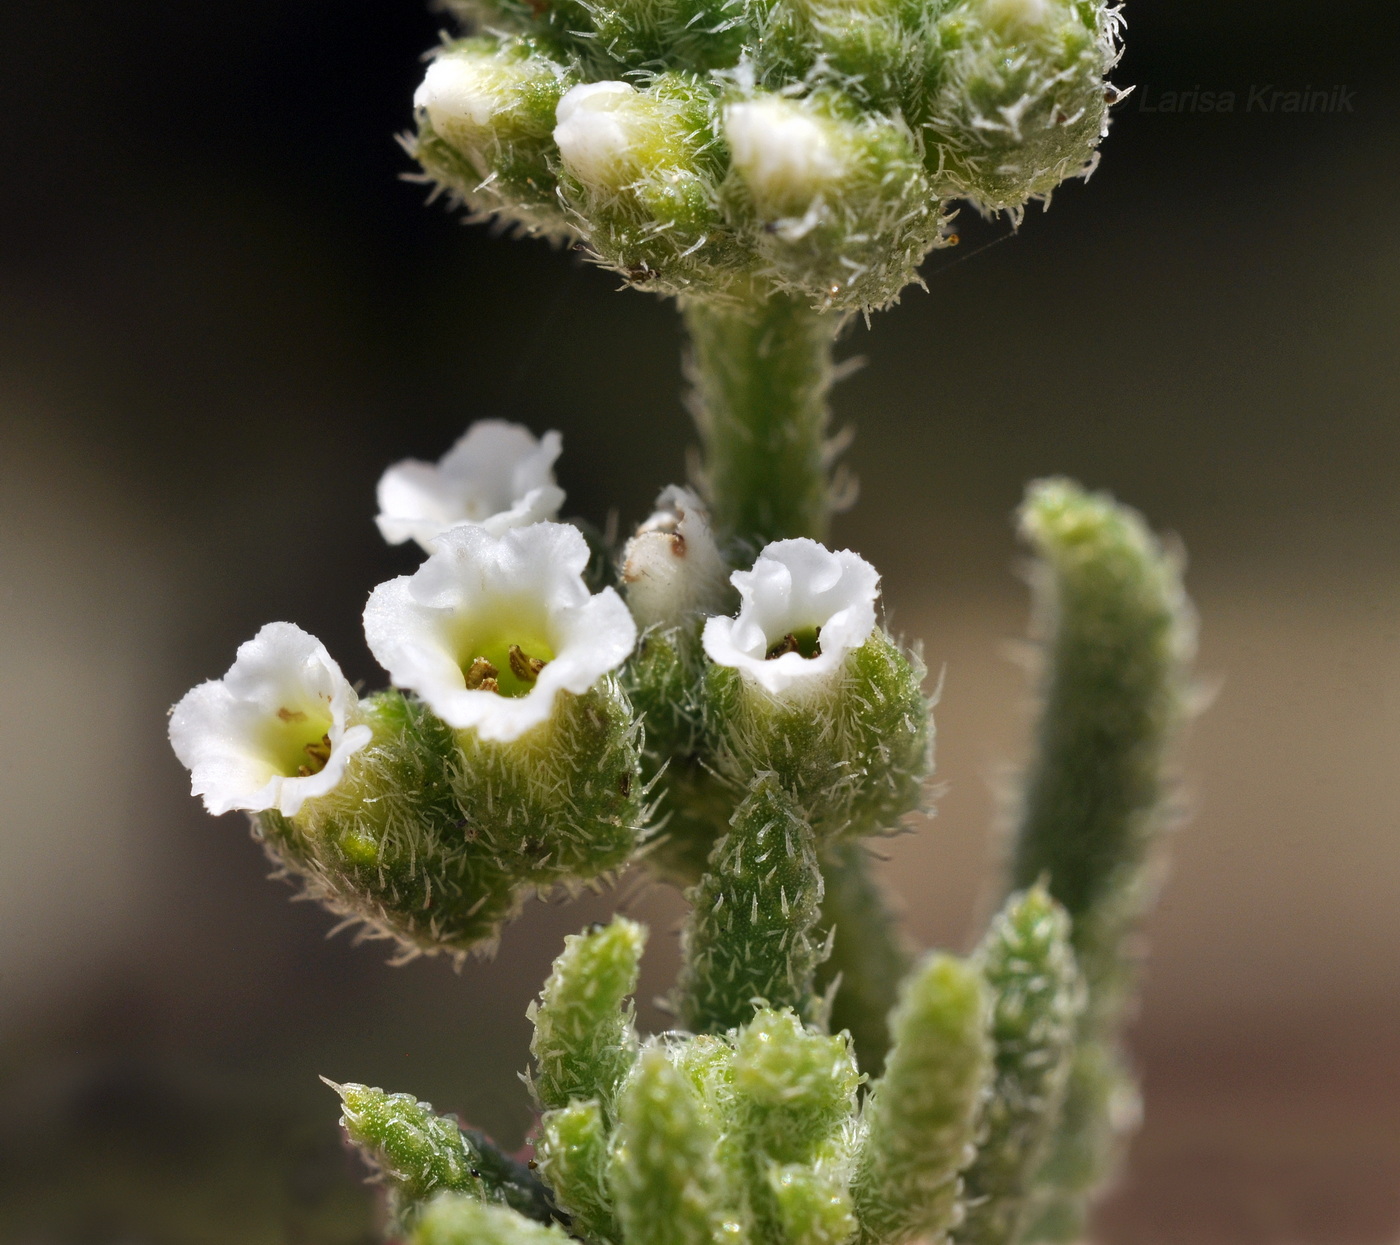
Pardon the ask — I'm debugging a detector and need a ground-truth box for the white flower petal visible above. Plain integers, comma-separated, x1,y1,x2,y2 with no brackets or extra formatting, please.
701,539,880,695
169,622,370,818
363,522,638,742
621,485,731,628
375,420,566,552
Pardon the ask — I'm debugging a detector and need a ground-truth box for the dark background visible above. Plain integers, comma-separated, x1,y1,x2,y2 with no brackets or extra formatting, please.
2,1,1399,1241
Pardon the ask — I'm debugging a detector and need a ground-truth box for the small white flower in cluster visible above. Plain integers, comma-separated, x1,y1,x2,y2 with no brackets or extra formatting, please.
376,420,565,552
621,486,731,629
702,539,880,695
168,623,372,817
723,99,847,209
363,522,637,741
554,82,644,188
415,53,511,131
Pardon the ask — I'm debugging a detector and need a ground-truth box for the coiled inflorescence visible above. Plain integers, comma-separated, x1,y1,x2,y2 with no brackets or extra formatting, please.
411,0,1123,311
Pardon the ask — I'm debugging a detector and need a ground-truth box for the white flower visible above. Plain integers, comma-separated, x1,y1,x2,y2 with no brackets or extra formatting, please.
364,522,637,742
621,486,731,628
724,99,847,208
376,420,565,552
702,539,880,695
553,81,644,188
169,623,372,817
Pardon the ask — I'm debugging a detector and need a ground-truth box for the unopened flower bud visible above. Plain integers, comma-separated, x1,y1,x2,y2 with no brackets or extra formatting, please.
722,95,944,312
926,0,1121,214
413,37,577,236
554,76,731,295
724,99,847,218
621,486,731,632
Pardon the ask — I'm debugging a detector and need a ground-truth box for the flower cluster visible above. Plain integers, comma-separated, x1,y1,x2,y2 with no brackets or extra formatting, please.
410,0,1123,310
170,419,929,956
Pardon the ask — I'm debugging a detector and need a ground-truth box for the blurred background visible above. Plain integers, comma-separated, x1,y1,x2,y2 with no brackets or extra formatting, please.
2,1,1398,1241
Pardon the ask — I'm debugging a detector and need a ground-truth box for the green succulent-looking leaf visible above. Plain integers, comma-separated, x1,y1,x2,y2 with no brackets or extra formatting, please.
703,631,930,844
409,1194,575,1245
853,953,992,1245
674,775,827,1034
530,916,648,1115
257,683,645,961
330,1082,558,1234
536,1101,623,1245
953,886,1081,1245
609,1045,735,1245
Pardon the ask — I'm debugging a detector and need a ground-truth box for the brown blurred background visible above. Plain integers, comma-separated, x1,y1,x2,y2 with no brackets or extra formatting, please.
2,1,1398,1241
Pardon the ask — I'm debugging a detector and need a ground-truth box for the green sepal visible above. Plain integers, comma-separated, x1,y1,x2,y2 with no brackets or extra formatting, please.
409,1194,574,1245
258,683,644,959
704,630,930,843
330,1082,558,1234
954,886,1081,1245
529,916,647,1115
852,954,992,1245
674,775,826,1034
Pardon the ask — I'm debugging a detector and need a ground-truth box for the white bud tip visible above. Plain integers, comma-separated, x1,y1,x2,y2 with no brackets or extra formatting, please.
980,0,1052,32
553,81,640,186
415,55,508,130
724,100,845,205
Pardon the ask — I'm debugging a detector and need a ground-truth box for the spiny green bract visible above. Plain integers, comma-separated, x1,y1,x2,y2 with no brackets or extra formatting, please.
954,886,1080,1245
530,916,647,1114
409,1195,573,1245
853,953,992,1245
256,683,644,960
674,775,826,1033
331,1082,558,1234
411,0,1122,311
703,631,930,844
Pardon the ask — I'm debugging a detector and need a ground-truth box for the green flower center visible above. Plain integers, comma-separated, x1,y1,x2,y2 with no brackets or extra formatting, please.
265,705,336,777
766,626,822,660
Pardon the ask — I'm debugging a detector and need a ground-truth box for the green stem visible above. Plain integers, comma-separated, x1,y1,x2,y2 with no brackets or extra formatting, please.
682,290,844,548
815,843,911,1078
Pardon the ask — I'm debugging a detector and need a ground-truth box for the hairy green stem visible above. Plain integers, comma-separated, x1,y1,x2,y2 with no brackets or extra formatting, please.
683,291,844,548
1007,480,1195,1242
815,843,911,1078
